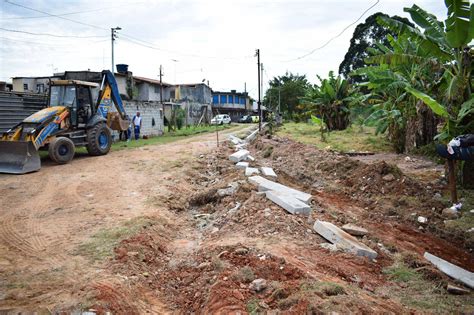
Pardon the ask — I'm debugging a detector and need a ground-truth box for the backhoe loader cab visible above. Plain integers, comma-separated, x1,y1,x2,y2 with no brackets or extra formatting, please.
0,70,130,174
49,80,99,127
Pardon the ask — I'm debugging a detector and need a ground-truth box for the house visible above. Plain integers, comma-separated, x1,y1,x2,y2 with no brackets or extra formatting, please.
12,76,58,94
0,81,12,92
171,83,212,104
133,76,172,102
211,90,251,122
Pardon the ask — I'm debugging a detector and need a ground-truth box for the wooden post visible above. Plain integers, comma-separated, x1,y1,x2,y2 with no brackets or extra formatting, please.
447,159,458,204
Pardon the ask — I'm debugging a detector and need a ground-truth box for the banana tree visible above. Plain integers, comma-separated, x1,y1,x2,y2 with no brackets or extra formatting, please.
377,0,474,140
303,71,354,131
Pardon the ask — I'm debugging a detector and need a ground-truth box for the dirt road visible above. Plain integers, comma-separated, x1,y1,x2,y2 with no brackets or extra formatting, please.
0,125,249,313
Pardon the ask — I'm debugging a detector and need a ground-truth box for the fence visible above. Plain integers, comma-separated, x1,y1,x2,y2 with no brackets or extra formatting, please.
0,92,48,133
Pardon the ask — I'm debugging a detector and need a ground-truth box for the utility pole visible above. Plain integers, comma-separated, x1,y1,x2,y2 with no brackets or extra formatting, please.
111,26,121,75
159,65,166,132
278,80,281,114
255,49,261,131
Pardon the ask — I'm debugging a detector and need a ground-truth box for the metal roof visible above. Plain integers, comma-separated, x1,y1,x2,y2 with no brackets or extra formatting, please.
50,80,99,87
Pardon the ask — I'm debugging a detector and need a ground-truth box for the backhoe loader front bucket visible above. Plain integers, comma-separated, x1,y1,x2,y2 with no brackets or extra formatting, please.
0,141,41,174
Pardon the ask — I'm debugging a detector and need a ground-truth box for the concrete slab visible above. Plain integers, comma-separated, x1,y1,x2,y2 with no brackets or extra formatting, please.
313,220,378,259
228,135,244,145
246,155,255,162
229,150,249,162
424,252,474,289
341,224,368,237
236,162,249,169
265,191,311,215
261,167,277,178
245,167,260,176
248,176,312,204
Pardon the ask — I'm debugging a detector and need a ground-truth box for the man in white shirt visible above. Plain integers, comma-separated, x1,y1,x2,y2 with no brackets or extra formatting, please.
132,112,142,140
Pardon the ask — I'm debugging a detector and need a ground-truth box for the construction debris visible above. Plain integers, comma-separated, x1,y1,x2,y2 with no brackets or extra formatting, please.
447,284,470,295
248,176,312,204
265,191,311,215
217,182,239,197
245,167,260,176
313,220,378,259
424,252,474,289
229,150,249,162
260,167,277,178
228,135,244,145
341,224,368,237
235,162,249,169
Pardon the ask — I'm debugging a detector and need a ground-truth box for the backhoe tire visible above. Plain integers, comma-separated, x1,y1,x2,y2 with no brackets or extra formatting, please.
49,137,75,164
86,123,112,156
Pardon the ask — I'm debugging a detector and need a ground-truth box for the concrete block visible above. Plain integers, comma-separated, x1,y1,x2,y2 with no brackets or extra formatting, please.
424,252,474,289
229,150,249,162
261,167,277,178
341,224,368,237
246,155,255,162
245,167,260,176
228,135,244,145
248,176,311,204
236,162,249,169
265,191,311,215
313,220,378,259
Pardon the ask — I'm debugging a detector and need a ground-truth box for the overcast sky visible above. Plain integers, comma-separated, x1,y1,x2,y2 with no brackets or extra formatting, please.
1,0,446,99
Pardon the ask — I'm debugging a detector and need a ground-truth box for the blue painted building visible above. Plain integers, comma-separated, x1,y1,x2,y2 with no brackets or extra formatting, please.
211,90,250,122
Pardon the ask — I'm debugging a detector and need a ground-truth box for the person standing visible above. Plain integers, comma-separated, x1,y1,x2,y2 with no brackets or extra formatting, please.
132,112,142,140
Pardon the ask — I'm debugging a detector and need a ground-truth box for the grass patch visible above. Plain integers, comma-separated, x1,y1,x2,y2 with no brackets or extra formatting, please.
383,254,474,313
246,298,261,314
75,216,155,261
231,266,255,283
300,281,346,296
276,122,392,153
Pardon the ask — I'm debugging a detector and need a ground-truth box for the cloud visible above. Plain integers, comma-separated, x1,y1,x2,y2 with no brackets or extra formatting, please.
0,0,447,99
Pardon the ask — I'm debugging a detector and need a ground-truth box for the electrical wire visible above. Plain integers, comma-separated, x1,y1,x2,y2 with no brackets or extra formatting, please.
0,27,107,38
287,0,380,61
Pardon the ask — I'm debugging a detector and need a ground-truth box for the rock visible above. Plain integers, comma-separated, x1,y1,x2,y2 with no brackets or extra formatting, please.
417,216,428,224
442,208,459,219
434,193,442,199
382,174,395,182
198,262,211,269
245,167,260,176
313,220,378,259
247,155,256,162
341,224,368,237
249,278,267,292
229,150,250,162
467,227,474,233
447,284,470,295
234,248,249,255
424,252,474,289
217,182,239,197
319,243,339,252
265,191,311,215
261,167,277,178
236,162,249,169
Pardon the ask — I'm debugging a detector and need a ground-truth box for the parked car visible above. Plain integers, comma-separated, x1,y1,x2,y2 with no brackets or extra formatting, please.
211,114,231,125
238,115,252,123
251,115,260,123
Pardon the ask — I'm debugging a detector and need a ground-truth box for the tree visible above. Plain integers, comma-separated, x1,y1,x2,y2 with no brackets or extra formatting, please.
339,12,414,81
264,72,309,119
303,71,356,131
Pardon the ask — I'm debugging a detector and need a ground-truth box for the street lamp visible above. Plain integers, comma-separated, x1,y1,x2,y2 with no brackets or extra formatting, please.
111,26,121,75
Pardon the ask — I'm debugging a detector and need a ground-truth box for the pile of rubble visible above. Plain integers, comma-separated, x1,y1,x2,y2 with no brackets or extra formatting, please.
227,130,378,260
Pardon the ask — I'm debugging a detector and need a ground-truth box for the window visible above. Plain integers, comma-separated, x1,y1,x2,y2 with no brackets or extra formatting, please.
240,97,245,105
228,95,233,104
23,83,28,91
235,96,239,104
213,95,219,104
154,85,161,94
220,95,227,104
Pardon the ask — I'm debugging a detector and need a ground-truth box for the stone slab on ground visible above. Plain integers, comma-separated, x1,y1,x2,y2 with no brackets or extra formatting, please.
265,191,311,215
248,176,311,204
261,167,277,178
424,252,474,289
313,220,378,259
245,167,260,176
246,155,255,162
236,162,249,169
229,150,249,162
228,135,244,145
341,224,368,237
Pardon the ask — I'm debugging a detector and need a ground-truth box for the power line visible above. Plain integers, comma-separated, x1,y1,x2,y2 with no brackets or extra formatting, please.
0,27,107,38
287,0,380,61
1,3,144,20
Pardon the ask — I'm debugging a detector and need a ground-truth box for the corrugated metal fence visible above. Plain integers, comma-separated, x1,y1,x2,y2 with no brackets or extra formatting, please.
0,91,48,133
